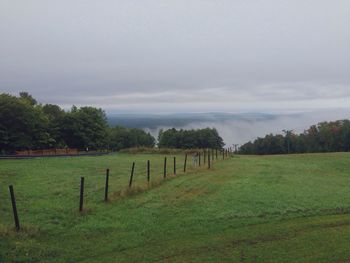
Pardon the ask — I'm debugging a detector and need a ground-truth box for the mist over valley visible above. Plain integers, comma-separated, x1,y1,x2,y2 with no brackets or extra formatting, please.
108,109,350,146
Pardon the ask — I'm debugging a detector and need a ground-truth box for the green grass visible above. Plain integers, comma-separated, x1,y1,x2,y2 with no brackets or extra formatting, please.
1,152,350,262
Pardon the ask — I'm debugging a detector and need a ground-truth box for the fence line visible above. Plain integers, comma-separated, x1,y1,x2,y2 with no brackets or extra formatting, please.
6,148,233,230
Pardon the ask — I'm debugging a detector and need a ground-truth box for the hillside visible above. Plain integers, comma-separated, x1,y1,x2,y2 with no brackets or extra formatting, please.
1,153,350,262
107,112,277,129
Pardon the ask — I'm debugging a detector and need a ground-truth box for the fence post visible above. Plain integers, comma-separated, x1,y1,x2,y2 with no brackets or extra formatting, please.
208,150,211,169
216,149,218,160
174,156,176,175
212,149,214,161
129,162,135,187
8,185,20,231
104,169,109,202
184,154,187,172
204,149,206,164
147,160,150,182
164,157,167,179
79,177,84,212
199,152,201,166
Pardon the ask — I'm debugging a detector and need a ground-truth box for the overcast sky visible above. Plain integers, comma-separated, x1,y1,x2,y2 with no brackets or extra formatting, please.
1,0,350,113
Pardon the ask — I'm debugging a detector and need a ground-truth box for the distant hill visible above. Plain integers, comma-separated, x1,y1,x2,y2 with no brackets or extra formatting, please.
107,112,276,129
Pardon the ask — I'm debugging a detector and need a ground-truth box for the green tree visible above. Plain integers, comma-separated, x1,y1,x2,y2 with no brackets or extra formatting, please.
61,106,109,150
0,93,51,153
158,128,224,149
19,91,37,106
239,119,350,155
109,126,155,150
42,104,66,147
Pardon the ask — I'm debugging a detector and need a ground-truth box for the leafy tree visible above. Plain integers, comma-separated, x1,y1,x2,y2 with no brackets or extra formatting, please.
239,120,350,155
61,106,109,150
19,91,37,106
158,128,224,149
109,126,155,150
0,93,51,152
42,104,66,147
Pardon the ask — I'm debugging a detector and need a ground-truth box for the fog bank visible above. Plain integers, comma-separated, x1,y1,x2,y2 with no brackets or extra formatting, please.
141,110,350,147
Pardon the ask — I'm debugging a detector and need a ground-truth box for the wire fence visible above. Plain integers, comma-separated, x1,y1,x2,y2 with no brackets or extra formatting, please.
2,148,233,231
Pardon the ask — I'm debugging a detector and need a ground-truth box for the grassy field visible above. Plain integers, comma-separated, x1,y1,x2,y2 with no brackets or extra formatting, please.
1,152,350,262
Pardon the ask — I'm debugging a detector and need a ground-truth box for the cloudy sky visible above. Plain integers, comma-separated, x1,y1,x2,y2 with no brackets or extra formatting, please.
1,0,350,113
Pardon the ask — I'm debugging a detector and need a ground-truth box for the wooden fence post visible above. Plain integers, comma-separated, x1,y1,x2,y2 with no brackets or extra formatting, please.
223,149,225,160
208,150,211,169
212,149,214,161
147,160,150,182
204,150,206,164
173,156,176,175
129,162,135,187
216,149,218,160
79,177,84,212
104,169,109,202
199,152,201,166
8,185,20,231
164,157,167,179
184,154,187,172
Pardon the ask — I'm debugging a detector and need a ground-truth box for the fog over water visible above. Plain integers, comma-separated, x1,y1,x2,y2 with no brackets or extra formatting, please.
108,109,350,146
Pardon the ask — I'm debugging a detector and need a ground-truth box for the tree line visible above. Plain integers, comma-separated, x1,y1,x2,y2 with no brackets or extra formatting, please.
0,92,155,153
158,127,224,149
0,92,225,154
239,120,350,155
